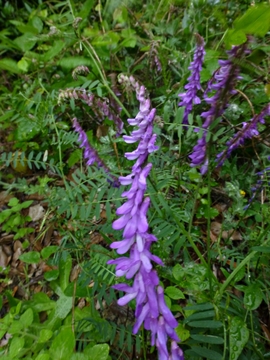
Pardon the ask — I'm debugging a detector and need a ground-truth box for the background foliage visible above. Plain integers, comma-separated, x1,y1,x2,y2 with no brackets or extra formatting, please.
0,0,270,359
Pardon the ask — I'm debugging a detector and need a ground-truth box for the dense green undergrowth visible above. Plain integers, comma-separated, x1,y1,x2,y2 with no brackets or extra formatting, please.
0,0,270,359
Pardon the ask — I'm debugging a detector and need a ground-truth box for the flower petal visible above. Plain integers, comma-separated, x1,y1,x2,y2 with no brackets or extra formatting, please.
112,214,130,230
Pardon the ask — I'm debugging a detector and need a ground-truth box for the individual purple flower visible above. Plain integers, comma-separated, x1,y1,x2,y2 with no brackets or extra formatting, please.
216,104,270,166
189,42,249,174
72,118,119,186
109,82,184,359
178,34,205,125
170,341,185,360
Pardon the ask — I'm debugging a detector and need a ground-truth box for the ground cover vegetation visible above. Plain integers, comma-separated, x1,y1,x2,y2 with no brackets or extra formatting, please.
0,0,270,359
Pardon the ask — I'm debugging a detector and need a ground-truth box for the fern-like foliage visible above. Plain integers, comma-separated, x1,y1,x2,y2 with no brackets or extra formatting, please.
0,150,60,173
51,130,80,146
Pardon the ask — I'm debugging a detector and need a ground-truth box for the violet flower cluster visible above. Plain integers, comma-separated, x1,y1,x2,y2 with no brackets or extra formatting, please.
216,104,270,167
178,34,205,125
183,41,248,174
72,118,119,186
108,84,184,360
58,87,123,136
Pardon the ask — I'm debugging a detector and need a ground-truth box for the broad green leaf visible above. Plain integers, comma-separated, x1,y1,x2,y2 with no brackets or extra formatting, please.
32,293,55,312
35,354,50,360
17,58,30,72
233,266,246,283
265,84,270,98
55,287,73,319
59,251,72,291
225,29,246,46
251,246,270,253
58,57,92,70
0,110,15,122
164,295,171,309
30,16,43,33
188,320,223,328
9,320,23,334
14,227,34,240
44,270,59,281
20,200,33,209
229,317,249,360
49,327,75,360
92,32,120,47
19,251,40,264
190,334,224,344
64,281,88,297
188,346,222,360
175,324,190,342
67,149,82,168
70,354,88,360
185,310,215,322
172,264,184,281
20,308,33,327
0,209,12,223
165,286,185,300
38,329,53,343
0,59,21,74
244,282,263,310
78,0,95,18
8,198,19,207
119,38,136,48
43,41,66,62
9,336,25,358
41,246,58,259
14,120,41,141
234,5,270,36
84,344,109,360
38,9,48,18
9,20,38,34
13,33,37,52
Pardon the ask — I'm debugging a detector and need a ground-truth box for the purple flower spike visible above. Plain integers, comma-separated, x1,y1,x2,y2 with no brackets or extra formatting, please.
59,88,123,136
188,41,249,174
109,82,184,359
72,118,119,186
178,34,205,125
216,104,270,166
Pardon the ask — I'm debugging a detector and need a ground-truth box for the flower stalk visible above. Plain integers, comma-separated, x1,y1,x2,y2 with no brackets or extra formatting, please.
108,83,184,359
